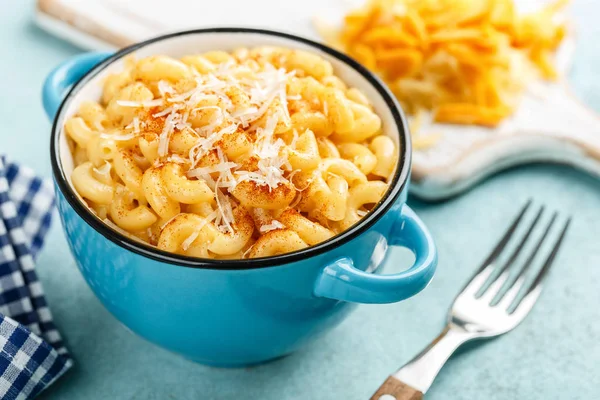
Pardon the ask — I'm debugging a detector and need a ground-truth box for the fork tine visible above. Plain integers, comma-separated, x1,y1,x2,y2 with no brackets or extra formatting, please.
496,212,558,309
497,275,525,310
518,217,571,298
479,205,544,303
506,215,570,314
474,199,532,275
459,200,532,297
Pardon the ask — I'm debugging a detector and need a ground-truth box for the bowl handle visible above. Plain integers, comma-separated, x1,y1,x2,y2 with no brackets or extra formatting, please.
42,52,113,120
314,205,437,304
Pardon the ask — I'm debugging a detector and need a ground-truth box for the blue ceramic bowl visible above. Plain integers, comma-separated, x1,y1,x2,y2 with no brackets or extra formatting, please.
43,28,437,367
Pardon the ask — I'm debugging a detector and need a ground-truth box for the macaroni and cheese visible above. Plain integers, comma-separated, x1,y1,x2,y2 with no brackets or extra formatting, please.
64,47,398,259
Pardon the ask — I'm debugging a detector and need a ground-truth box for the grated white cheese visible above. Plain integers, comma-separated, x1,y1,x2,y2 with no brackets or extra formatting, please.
92,161,112,181
231,106,259,118
181,210,218,251
279,89,291,125
177,109,190,130
132,117,140,133
158,80,174,97
153,106,178,118
290,129,299,149
93,121,104,131
289,193,302,209
259,220,285,233
180,231,199,251
103,52,308,235
187,162,239,178
157,111,179,157
124,117,142,134
215,147,238,190
191,105,223,116
231,106,260,127
99,132,137,141
116,99,164,108
242,243,256,259
160,214,180,230
146,227,155,242
231,111,291,191
166,154,189,164
189,123,238,166
197,173,217,191
214,176,234,234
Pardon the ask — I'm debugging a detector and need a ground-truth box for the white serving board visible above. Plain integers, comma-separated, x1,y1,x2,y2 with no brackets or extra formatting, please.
35,0,600,201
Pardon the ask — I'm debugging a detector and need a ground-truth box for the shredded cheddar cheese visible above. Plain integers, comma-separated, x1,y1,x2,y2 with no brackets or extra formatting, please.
318,0,569,130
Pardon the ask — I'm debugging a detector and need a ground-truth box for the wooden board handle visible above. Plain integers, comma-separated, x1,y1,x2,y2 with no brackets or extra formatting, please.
370,376,423,400
411,84,600,201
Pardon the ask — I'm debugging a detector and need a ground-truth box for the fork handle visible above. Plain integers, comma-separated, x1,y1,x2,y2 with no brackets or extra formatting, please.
370,376,423,400
371,326,476,398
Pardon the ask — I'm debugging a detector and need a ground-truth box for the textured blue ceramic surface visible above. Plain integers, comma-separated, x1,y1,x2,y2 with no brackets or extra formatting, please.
3,1,599,398
54,187,433,366
44,43,436,366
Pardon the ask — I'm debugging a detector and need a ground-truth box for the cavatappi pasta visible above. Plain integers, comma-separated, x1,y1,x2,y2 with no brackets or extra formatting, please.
64,47,398,259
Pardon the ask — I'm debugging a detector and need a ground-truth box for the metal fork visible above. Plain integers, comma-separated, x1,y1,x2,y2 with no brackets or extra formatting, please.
370,201,571,400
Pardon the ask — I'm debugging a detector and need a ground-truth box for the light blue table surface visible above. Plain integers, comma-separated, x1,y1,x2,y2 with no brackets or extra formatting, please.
2,1,600,399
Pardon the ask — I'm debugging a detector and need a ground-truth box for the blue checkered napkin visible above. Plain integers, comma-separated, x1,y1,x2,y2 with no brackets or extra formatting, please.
0,156,72,399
